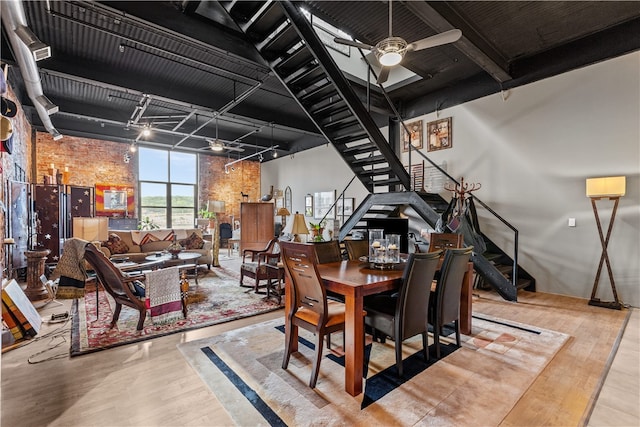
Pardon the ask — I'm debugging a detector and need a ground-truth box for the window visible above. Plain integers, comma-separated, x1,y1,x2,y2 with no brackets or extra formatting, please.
139,148,197,228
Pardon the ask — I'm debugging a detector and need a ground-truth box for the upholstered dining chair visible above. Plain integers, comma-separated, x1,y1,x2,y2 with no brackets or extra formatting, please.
430,246,473,358
428,232,463,252
363,251,442,377
83,243,148,331
280,242,346,388
344,239,369,261
240,238,281,293
313,240,343,264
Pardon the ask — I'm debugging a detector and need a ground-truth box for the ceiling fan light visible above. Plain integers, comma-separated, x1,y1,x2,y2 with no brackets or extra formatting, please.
375,37,407,67
210,140,224,151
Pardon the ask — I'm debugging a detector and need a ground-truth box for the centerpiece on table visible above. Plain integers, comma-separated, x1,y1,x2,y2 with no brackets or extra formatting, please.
166,236,184,259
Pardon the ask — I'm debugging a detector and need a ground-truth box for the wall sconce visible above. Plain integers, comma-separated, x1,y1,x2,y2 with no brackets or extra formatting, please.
14,25,51,61
36,95,59,115
585,176,626,310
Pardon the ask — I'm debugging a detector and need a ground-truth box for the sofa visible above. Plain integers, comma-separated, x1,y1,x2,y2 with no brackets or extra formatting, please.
99,228,213,268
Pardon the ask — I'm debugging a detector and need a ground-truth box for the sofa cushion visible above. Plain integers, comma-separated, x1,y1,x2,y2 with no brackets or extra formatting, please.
180,232,204,250
103,233,129,255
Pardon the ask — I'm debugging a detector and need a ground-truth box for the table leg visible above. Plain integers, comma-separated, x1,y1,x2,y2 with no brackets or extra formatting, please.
460,263,473,335
343,294,364,396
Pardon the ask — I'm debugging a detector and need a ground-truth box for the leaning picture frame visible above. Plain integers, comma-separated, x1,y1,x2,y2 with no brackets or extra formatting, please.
335,197,354,217
305,194,313,217
314,190,335,220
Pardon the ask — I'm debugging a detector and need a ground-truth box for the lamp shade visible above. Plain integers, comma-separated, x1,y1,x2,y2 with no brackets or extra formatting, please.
290,213,309,235
208,200,226,213
73,217,109,242
586,176,626,198
276,207,290,217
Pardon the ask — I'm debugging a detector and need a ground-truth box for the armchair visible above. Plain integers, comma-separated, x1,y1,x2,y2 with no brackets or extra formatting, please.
240,238,281,293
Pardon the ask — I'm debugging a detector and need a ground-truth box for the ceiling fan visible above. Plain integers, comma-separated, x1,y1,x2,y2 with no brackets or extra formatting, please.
334,0,462,84
207,117,245,152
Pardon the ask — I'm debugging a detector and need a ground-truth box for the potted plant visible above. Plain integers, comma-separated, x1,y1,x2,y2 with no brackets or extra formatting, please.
309,221,326,242
138,216,159,230
198,208,216,230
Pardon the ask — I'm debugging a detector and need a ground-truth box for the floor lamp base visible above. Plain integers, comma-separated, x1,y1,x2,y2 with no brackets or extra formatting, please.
588,298,622,310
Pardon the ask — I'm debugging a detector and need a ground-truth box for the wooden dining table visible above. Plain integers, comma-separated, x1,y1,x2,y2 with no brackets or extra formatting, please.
284,259,474,396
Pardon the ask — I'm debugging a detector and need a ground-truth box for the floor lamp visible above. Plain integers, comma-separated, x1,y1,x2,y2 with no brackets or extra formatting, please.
209,200,226,267
586,176,625,310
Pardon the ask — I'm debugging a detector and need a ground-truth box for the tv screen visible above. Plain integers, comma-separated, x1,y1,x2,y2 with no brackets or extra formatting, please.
366,218,409,253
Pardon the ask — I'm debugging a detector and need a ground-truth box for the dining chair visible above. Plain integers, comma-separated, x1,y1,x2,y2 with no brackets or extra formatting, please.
83,243,148,330
344,239,369,261
428,232,463,252
430,246,473,358
280,242,346,388
363,251,441,377
313,240,343,264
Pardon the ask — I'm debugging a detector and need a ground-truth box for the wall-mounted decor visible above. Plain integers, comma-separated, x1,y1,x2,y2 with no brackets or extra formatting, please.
284,186,292,213
427,117,452,152
305,194,313,217
314,191,335,220
336,197,354,217
275,196,284,210
95,183,135,217
402,120,423,152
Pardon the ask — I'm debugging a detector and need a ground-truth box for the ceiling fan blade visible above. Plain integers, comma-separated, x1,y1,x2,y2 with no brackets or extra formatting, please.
224,145,245,152
407,29,462,52
377,67,390,85
333,37,374,51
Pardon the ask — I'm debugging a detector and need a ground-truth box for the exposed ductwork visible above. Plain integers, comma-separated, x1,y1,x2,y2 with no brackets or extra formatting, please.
1,0,62,140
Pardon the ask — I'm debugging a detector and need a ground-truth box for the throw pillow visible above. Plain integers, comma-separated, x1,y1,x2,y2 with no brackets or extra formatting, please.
180,232,204,250
104,233,129,255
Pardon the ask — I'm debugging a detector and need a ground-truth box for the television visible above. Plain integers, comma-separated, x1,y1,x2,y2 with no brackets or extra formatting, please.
366,218,409,253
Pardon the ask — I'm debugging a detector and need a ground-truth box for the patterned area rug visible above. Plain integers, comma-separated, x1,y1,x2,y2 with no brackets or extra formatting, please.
70,264,281,356
178,314,569,426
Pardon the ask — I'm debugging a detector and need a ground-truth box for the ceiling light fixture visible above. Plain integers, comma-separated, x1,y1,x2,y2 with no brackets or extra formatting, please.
210,116,224,151
141,124,151,137
375,37,407,66
224,145,279,170
129,142,137,153
14,26,51,61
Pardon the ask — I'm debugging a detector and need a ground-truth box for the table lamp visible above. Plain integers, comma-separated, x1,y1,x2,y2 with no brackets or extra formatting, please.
586,176,625,310
276,207,290,229
209,200,226,267
290,212,309,242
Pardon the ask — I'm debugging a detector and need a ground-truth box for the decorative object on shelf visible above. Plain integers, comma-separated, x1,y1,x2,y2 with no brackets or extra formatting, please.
402,120,423,152
586,176,626,310
304,194,313,217
290,212,309,242
309,221,326,242
138,216,159,230
261,185,274,202
166,236,184,259
95,183,135,217
276,207,290,229
314,190,335,220
427,117,452,152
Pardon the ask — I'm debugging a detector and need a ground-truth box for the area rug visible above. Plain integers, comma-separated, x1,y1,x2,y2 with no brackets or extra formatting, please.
178,314,569,426
70,264,282,356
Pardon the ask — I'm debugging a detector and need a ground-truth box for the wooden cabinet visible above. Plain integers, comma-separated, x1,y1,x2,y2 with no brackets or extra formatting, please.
240,202,274,253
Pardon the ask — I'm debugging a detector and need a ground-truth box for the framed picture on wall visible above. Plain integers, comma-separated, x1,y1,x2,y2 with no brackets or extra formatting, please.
402,120,423,152
95,183,134,217
427,117,452,152
336,197,354,216
305,194,313,217
314,190,335,220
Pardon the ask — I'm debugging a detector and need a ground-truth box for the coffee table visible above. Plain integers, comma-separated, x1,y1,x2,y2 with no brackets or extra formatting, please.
144,252,201,284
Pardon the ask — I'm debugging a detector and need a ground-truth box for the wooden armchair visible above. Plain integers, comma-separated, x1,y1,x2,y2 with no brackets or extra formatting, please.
83,243,148,330
240,238,281,293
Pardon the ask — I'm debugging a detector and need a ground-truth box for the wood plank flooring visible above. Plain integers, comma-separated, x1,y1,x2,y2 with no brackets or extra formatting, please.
1,258,637,426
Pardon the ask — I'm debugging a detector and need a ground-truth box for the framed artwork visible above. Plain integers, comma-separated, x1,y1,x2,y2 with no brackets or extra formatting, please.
336,197,354,217
427,117,452,152
305,194,313,217
314,190,335,220
402,120,423,152
95,183,134,217
284,186,292,213
275,196,284,210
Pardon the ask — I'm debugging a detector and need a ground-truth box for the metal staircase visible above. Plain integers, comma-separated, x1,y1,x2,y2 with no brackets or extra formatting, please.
220,0,531,301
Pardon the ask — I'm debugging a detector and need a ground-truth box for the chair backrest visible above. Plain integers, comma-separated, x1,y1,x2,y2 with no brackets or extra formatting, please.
280,242,328,324
219,222,233,239
83,243,135,300
313,240,342,264
397,251,441,339
428,233,463,252
344,239,368,261
435,247,473,324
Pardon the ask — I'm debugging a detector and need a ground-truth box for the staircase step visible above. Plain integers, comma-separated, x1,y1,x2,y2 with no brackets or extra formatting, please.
243,3,287,41
286,65,326,91
341,143,378,156
299,84,338,105
272,44,313,73
258,23,299,57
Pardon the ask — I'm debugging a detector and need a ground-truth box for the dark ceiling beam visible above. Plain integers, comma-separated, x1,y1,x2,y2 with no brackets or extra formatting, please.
404,1,511,83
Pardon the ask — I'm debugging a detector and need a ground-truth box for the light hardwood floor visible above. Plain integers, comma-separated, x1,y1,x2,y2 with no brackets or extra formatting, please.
1,261,637,426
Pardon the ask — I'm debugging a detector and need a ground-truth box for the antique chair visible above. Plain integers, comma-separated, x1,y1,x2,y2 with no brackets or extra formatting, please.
83,243,148,331
344,239,368,261
364,251,441,377
219,222,233,248
428,232,463,252
313,240,342,264
429,246,473,358
280,242,346,388
240,238,281,293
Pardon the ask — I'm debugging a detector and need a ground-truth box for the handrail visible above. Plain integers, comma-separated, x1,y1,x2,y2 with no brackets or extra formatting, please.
318,175,358,226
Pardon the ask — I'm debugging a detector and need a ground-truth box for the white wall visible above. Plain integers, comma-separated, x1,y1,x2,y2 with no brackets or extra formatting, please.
263,52,640,307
